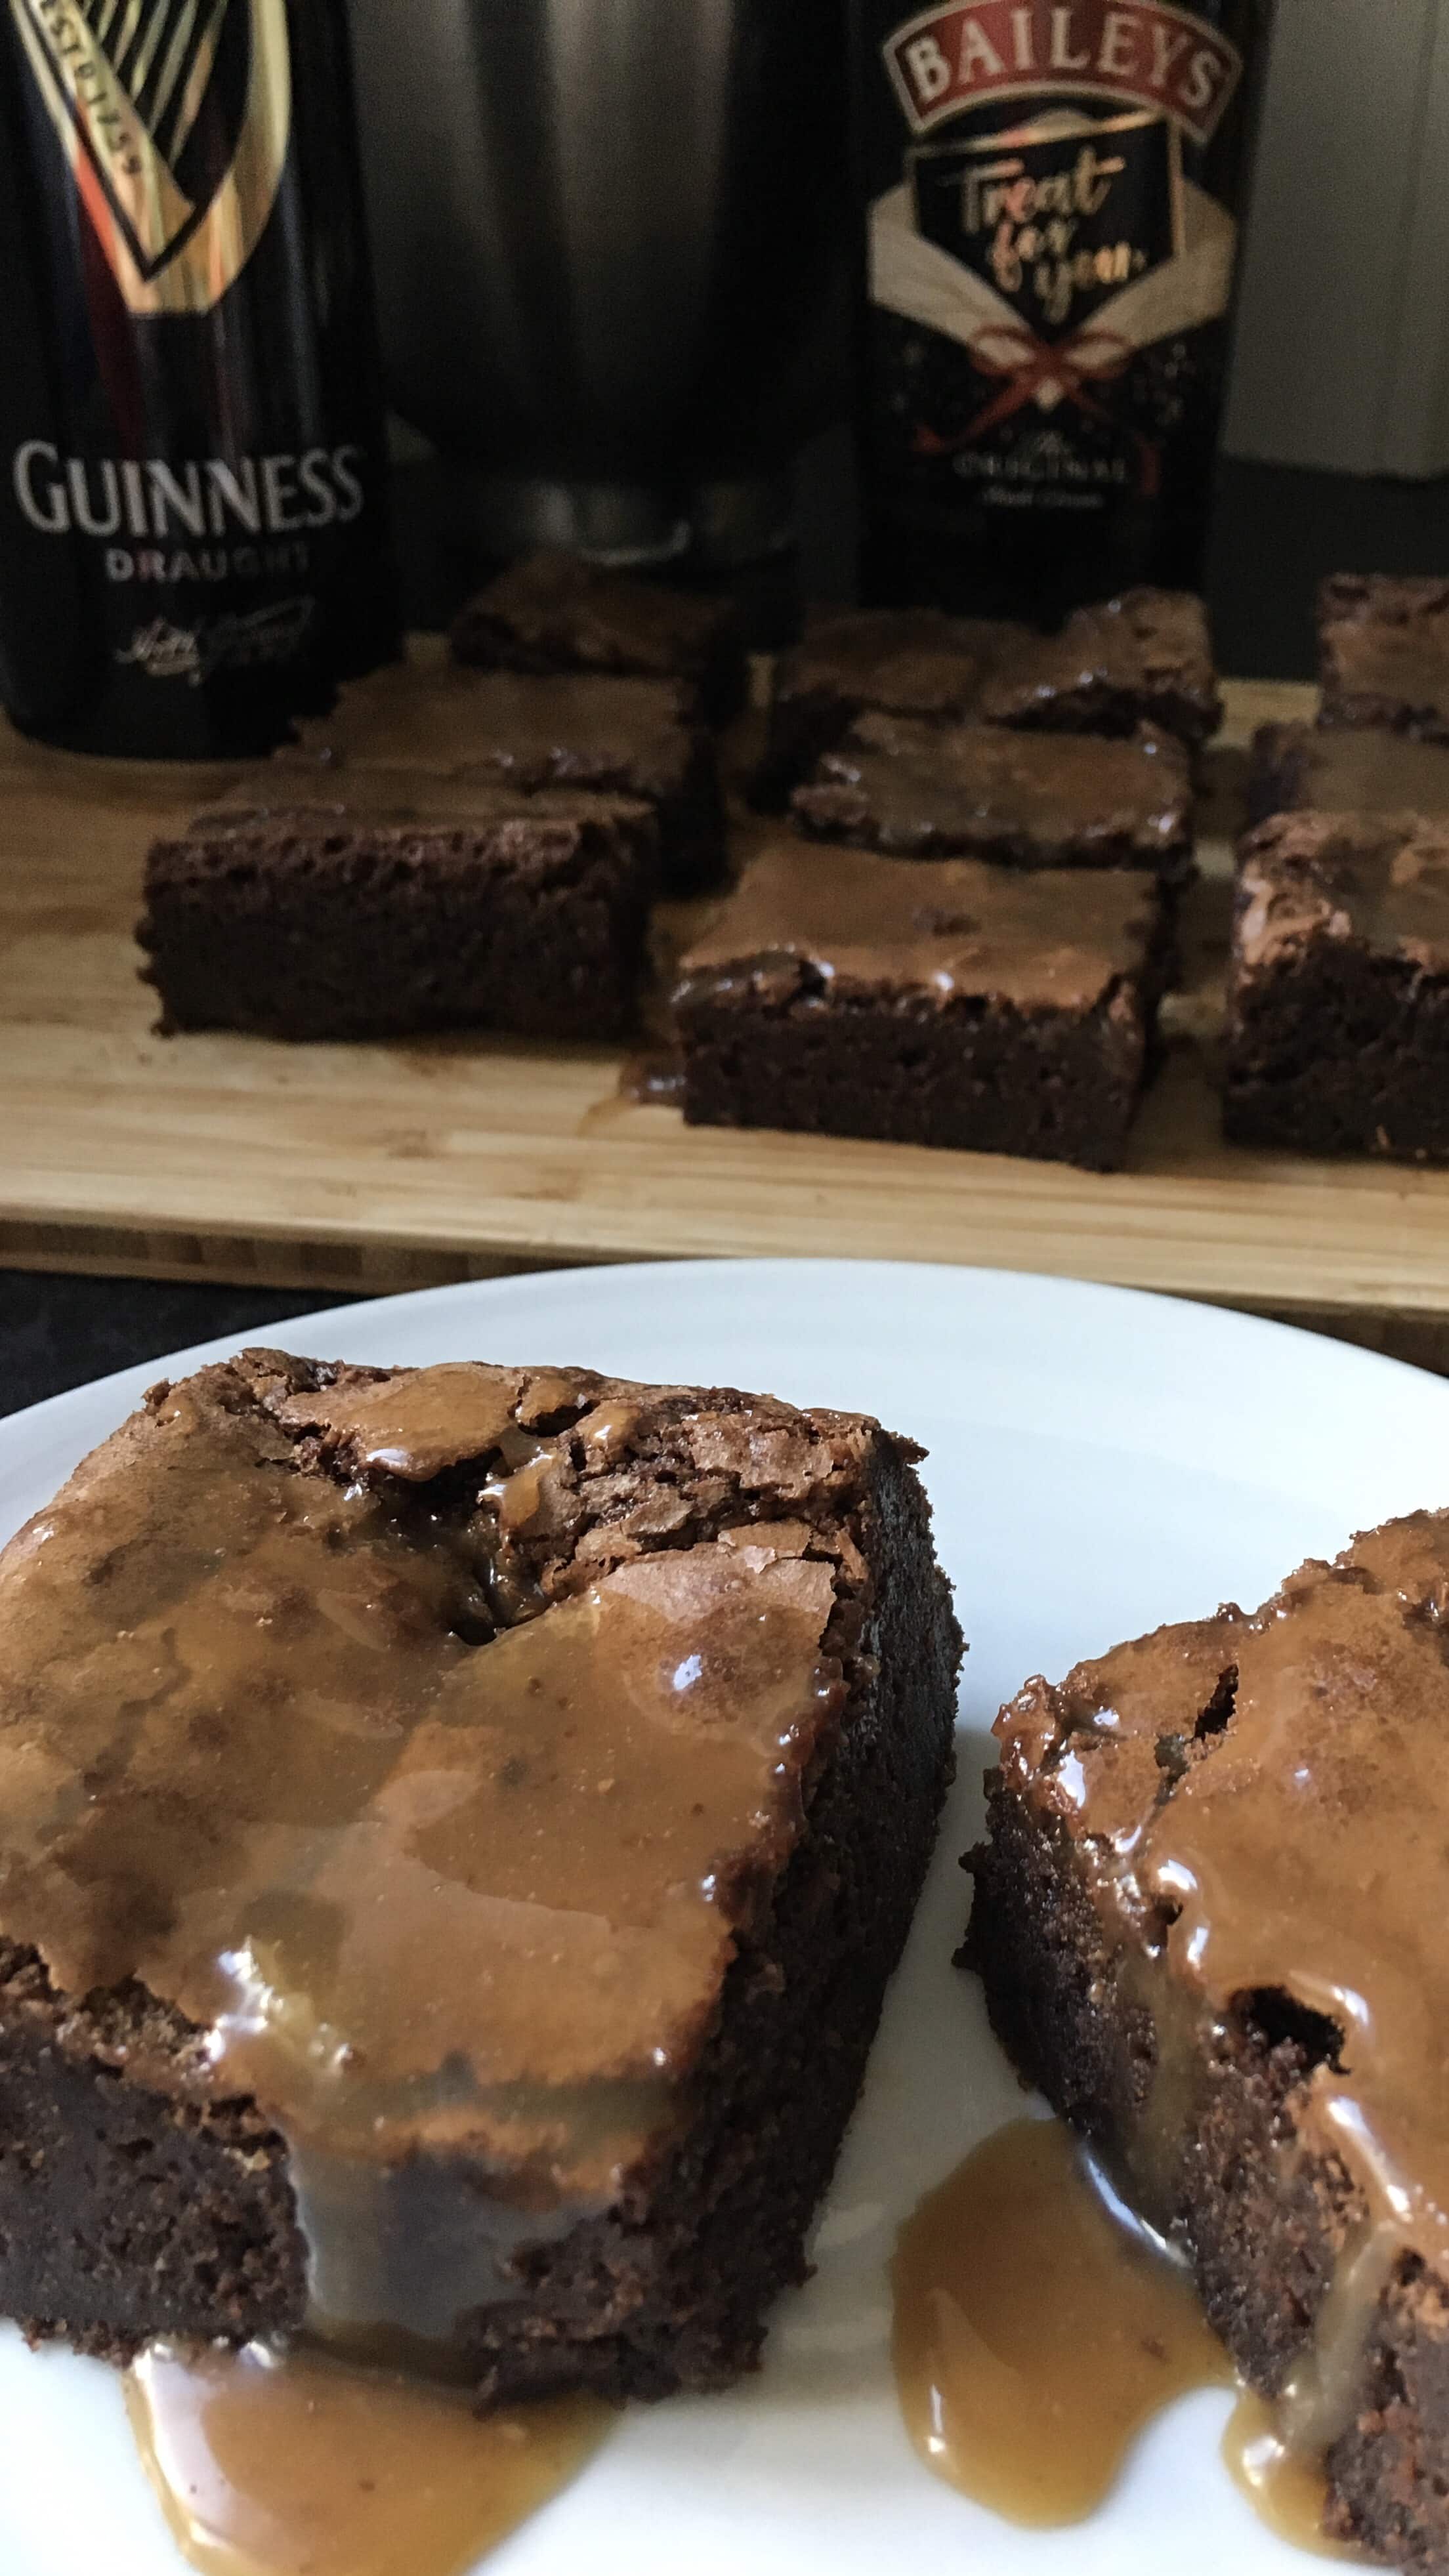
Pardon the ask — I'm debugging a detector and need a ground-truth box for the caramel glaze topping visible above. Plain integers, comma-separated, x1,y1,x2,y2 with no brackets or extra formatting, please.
1276,725,1449,820
1235,812,1449,976
677,840,1159,1015
0,1350,865,2354
996,1505,1449,2472
780,608,1027,720
290,663,692,776
795,716,1190,863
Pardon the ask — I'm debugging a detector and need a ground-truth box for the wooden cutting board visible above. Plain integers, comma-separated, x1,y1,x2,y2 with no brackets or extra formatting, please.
1,670,1444,1326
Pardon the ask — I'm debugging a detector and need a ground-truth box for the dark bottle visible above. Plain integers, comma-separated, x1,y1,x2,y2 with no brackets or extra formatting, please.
850,0,1270,620
0,0,398,757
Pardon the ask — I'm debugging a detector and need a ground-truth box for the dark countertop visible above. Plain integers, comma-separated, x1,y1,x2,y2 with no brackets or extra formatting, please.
7,451,1449,1416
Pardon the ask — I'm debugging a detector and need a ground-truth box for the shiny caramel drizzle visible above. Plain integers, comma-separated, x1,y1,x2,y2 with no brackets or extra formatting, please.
991,1506,1449,2538
126,2340,612,2576
892,2119,1232,2526
0,1360,845,2356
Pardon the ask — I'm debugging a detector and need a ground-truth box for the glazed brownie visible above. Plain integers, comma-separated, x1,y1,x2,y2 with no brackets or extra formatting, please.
1247,720,1449,827
792,714,1193,879
137,773,658,1043
967,1506,1449,2569
977,589,1222,747
1223,810,1449,1159
755,606,1028,804
0,1348,961,2395
450,550,747,724
1319,573,1449,741
291,658,724,890
673,839,1172,1169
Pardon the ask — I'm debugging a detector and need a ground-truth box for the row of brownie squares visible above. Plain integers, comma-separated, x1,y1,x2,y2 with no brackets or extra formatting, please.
135,566,1217,1079
672,587,1217,1172
1225,575,1449,1163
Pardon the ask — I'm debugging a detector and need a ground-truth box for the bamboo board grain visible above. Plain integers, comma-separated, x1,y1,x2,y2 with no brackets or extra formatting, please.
1,673,1447,1319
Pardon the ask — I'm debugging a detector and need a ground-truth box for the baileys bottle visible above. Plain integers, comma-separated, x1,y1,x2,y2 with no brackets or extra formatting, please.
850,0,1272,618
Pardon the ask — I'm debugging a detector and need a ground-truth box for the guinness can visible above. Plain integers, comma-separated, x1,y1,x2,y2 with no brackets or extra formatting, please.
0,0,398,757
852,0,1270,619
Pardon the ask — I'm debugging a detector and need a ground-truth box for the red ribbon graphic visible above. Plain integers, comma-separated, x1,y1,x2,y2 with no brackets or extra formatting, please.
914,318,1162,498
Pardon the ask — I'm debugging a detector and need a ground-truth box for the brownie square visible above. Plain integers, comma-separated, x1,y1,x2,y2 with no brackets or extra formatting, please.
1318,573,1449,741
966,1505,1449,2568
756,607,1028,805
1223,810,1449,1159
0,1348,961,2398
791,713,1193,878
976,589,1221,745
450,549,747,724
673,839,1172,1169
1247,720,1449,827
138,772,658,1042
291,659,724,890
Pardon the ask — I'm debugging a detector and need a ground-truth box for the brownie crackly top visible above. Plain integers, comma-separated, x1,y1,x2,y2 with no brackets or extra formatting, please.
1234,810,1449,977
977,588,1221,744
995,1504,1449,2291
776,608,1028,724
291,660,698,799
677,839,1162,1012
1248,720,1449,827
0,1350,889,2192
793,714,1192,869
450,550,745,718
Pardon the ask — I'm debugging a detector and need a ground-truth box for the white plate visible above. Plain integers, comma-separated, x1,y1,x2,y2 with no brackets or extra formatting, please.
3,1257,1444,2576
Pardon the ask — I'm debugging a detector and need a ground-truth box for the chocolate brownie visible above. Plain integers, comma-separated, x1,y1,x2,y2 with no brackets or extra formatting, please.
966,1506,1449,2570
450,550,746,724
137,774,658,1043
756,607,1028,805
1247,720,1449,827
977,589,1222,747
0,1348,961,2396
1319,573,1449,741
673,839,1172,1169
791,714,1193,878
1223,810,1449,1159
291,659,724,891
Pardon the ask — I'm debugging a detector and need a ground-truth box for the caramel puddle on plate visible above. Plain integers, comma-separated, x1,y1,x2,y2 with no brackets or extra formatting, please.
892,2117,1234,2525
125,2340,613,2576
1223,2390,1349,2560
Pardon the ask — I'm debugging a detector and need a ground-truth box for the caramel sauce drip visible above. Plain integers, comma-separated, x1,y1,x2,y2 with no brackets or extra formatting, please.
892,2119,1232,2526
1223,2391,1350,2561
125,2341,612,2576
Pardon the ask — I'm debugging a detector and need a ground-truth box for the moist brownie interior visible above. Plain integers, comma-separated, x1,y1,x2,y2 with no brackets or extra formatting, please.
672,839,1171,1169
1224,809,1449,1159
0,1348,960,2401
137,775,659,1043
967,1505,1449,2569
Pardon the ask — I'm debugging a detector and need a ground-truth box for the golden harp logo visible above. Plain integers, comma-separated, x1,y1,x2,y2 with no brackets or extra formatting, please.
10,0,291,314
